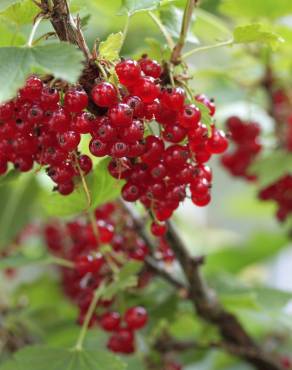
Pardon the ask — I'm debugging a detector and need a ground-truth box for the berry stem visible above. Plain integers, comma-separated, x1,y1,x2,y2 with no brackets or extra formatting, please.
74,152,92,208
27,15,44,47
50,256,75,269
96,61,108,81
171,0,198,64
181,39,233,59
148,11,175,50
74,281,107,351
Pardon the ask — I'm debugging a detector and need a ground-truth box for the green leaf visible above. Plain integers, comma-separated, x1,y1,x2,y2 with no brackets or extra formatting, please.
42,158,123,217
220,0,292,20
249,150,292,187
233,24,284,50
159,6,199,44
0,43,84,103
0,169,20,186
103,261,143,300
195,100,212,128
0,346,126,370
0,173,39,249
119,0,161,15
98,32,123,61
0,0,38,25
0,21,25,46
0,0,22,12
205,232,289,275
0,246,49,270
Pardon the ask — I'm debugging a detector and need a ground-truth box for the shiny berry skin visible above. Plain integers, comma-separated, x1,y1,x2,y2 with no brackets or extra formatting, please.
92,82,118,107
57,180,74,195
160,87,185,111
97,220,114,243
119,120,144,143
124,306,148,330
206,129,228,154
109,103,133,127
110,142,129,158
0,101,14,121
64,87,88,113
100,312,121,332
123,96,144,118
191,193,211,207
179,104,201,128
132,77,160,103
71,112,94,134
41,87,60,109
190,178,210,197
122,182,141,202
20,76,43,101
151,222,167,236
78,155,92,175
115,59,141,87
58,131,80,151
138,56,162,78
163,124,187,143
141,136,164,165
49,108,70,133
89,138,109,157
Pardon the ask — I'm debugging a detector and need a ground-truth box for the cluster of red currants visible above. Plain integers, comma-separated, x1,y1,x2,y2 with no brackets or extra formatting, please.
43,201,174,354
221,116,262,180
89,57,228,228
259,175,292,222
0,56,228,220
0,76,93,195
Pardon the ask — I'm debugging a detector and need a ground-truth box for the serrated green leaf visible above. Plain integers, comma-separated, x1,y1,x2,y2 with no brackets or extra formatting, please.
0,43,84,103
160,6,199,44
119,0,161,15
98,32,123,61
0,0,38,25
0,0,22,12
233,24,284,50
0,346,126,370
103,261,143,300
249,150,292,187
42,158,123,217
220,0,292,20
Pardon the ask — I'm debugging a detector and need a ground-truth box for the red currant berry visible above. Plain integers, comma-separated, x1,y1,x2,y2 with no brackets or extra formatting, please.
64,87,88,113
92,82,118,107
124,306,148,330
115,59,141,87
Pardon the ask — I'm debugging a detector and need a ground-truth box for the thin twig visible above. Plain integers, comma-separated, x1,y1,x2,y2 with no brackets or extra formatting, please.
171,0,198,64
148,11,175,50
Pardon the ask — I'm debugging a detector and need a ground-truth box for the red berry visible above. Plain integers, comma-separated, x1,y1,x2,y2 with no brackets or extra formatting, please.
179,104,201,128
138,57,162,78
115,59,141,87
100,312,121,331
109,103,133,127
151,222,167,236
124,306,148,330
64,87,88,113
92,82,118,107
132,77,160,103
